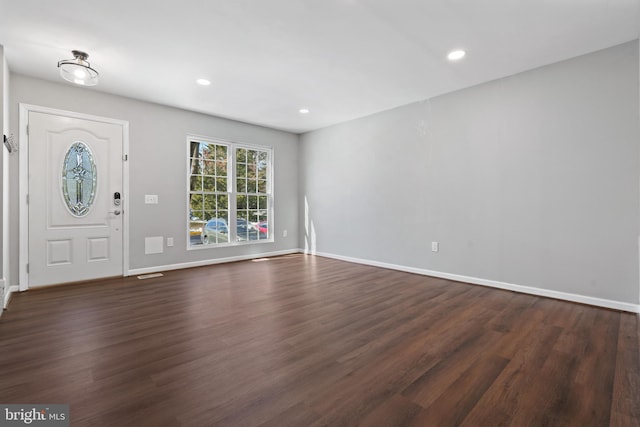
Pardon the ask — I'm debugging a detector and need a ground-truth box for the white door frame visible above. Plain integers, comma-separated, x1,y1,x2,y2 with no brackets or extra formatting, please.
19,104,130,291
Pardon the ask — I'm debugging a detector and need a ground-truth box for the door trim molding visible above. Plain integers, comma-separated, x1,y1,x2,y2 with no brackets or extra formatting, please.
19,104,130,291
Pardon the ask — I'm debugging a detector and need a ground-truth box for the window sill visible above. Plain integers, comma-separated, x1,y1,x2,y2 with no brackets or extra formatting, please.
187,238,275,251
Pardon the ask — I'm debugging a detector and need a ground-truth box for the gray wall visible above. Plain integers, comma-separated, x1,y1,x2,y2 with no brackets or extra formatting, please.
299,40,640,305
9,74,299,281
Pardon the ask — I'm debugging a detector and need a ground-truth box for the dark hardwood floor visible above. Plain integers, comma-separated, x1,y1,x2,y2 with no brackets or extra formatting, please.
0,254,638,426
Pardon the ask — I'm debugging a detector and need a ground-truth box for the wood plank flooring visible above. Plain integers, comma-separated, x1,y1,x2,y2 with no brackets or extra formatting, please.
0,254,638,426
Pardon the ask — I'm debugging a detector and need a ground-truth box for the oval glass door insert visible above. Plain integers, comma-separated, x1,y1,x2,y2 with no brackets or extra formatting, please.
62,141,97,216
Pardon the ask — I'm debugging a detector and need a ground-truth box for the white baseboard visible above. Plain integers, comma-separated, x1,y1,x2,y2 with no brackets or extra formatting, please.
127,248,301,276
8,247,639,313
4,285,18,309
306,250,640,314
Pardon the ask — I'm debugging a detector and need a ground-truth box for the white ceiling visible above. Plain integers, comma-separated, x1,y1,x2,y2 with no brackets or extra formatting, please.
0,0,638,134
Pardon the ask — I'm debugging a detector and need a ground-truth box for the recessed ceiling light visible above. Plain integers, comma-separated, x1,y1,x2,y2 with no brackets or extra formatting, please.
447,50,466,61
299,108,310,114
196,78,211,86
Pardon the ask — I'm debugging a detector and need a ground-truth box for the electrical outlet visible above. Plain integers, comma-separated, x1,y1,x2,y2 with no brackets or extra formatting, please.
283,229,288,237
431,242,439,252
167,237,174,247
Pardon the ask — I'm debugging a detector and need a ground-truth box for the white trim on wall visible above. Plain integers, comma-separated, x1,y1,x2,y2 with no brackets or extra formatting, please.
3,285,17,309
305,250,640,314
185,133,276,251
122,121,130,277
18,105,28,291
128,248,299,276
18,104,131,291
2,126,9,297
2,49,10,305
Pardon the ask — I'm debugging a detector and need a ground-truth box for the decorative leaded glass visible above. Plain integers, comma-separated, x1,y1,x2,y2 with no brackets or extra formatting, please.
62,142,97,217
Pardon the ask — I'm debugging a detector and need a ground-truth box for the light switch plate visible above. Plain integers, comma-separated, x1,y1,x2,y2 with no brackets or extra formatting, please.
145,195,158,204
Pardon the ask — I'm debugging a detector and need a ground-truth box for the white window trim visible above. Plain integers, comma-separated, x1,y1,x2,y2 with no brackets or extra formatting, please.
186,134,274,250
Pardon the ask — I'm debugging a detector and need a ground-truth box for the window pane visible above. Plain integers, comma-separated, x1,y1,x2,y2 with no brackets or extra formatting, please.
258,152,268,178
216,161,227,176
258,180,267,193
190,194,203,211
237,178,246,193
247,150,257,163
217,178,227,192
258,195,268,210
202,217,229,245
237,195,247,210
203,176,215,192
237,163,247,179
203,195,216,213
248,210,259,223
190,175,202,191
247,179,257,193
248,195,258,209
202,144,215,160
190,158,202,175
247,163,256,180
218,194,229,210
216,145,227,160
189,211,205,241
258,223,268,240
258,151,268,164
236,148,247,163
258,167,267,180
203,160,215,175
190,141,201,159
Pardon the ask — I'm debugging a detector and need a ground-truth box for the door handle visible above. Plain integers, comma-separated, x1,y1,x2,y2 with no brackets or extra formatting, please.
108,210,121,215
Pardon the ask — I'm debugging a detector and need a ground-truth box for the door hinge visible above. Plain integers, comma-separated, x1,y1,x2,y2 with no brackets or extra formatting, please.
26,194,29,204
26,263,29,273
26,124,29,136
123,154,128,161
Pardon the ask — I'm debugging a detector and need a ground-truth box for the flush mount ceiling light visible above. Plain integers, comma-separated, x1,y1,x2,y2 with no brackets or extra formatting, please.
447,49,466,61
57,50,99,86
299,108,310,114
196,78,211,86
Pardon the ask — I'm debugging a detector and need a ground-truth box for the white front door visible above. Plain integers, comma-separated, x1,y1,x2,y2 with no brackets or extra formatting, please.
28,111,124,287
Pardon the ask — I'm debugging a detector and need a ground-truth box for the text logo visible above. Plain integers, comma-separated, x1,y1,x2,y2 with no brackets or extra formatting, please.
0,405,69,427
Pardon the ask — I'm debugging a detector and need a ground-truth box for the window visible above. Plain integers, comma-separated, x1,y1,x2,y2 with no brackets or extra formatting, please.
188,136,272,247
